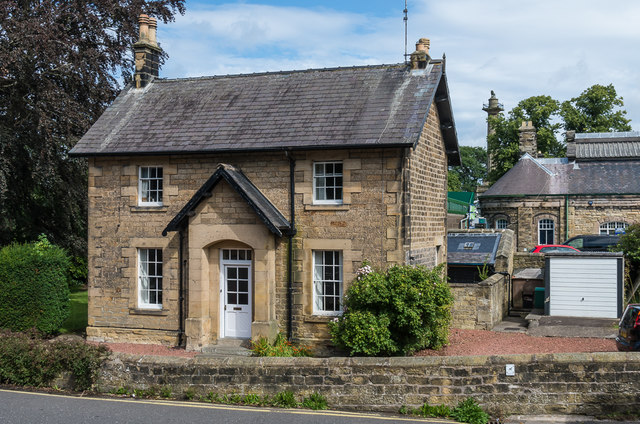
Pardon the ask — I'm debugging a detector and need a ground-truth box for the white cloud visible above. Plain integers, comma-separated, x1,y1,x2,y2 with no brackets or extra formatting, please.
157,1,640,148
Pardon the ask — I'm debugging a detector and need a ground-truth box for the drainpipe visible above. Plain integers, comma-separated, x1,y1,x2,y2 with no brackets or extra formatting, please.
178,229,185,346
286,151,297,341
565,195,569,242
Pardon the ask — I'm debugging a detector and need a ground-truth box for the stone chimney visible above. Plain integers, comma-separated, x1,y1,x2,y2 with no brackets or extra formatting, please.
410,38,431,70
565,130,576,161
133,14,162,88
518,121,538,157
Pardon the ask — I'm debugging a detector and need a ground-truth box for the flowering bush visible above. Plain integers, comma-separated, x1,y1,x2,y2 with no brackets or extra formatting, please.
329,263,453,356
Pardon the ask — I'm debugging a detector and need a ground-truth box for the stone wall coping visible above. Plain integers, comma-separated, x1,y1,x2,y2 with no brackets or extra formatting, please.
108,351,639,368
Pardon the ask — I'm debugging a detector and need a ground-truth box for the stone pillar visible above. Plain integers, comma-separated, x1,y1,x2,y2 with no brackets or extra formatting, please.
482,91,504,172
519,121,538,157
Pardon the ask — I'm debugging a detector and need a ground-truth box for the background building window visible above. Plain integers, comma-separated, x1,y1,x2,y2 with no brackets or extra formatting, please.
139,248,163,309
600,221,628,235
538,219,554,245
139,166,163,205
313,162,343,204
495,218,508,229
313,250,342,314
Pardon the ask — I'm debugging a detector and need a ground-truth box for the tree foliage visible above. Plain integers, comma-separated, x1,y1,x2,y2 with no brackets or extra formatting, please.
617,224,640,303
0,0,185,256
487,95,563,183
560,84,632,133
448,146,487,192
487,86,631,183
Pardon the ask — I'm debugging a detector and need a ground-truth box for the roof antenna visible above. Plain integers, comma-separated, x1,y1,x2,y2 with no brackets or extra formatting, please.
404,0,409,63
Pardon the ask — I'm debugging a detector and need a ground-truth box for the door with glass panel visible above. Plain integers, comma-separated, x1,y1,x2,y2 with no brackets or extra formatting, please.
220,249,252,338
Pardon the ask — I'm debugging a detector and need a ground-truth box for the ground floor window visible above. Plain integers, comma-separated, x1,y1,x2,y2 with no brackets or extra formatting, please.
138,248,163,309
538,219,554,245
599,221,628,235
495,218,508,229
313,250,342,314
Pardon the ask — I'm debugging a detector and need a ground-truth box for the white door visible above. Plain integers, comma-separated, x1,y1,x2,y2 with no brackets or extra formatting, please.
220,250,252,338
548,257,620,318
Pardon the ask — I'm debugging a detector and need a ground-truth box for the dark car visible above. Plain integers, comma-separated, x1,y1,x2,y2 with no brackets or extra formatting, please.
616,304,640,351
563,234,620,252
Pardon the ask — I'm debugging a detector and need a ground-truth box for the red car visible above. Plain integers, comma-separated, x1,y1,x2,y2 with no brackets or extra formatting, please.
531,244,580,253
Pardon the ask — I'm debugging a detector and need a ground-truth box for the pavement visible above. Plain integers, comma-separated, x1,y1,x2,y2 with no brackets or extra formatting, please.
501,415,639,423
491,310,618,339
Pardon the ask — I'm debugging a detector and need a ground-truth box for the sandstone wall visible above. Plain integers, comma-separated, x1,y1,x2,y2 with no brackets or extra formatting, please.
98,352,640,417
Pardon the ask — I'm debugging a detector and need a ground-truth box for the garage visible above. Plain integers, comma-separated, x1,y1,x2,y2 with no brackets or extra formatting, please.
545,252,624,319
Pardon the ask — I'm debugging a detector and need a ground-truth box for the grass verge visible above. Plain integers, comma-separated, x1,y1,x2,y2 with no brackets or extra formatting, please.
60,289,88,334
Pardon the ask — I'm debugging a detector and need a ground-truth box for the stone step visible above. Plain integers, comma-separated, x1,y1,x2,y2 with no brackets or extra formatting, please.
199,338,253,357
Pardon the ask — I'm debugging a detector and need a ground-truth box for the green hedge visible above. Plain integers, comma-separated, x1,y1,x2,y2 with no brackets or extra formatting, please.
329,263,453,356
0,330,109,390
0,236,71,334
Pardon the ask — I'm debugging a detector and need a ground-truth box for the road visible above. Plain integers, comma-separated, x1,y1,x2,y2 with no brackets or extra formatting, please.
0,389,456,424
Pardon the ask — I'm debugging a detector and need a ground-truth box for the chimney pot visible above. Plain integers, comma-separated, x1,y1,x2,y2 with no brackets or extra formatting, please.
138,14,150,43
148,17,158,47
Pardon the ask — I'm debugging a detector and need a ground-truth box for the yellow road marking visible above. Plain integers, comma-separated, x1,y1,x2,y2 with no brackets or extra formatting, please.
0,388,456,422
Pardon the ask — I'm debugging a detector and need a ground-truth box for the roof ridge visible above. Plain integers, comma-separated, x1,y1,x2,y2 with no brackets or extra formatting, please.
153,62,430,83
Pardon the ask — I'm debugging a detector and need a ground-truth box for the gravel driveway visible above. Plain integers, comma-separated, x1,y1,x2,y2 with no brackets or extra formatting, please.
98,328,617,358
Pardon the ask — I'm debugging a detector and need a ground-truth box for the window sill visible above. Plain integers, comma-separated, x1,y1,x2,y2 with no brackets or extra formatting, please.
129,308,168,316
304,204,350,211
130,206,168,213
304,315,341,323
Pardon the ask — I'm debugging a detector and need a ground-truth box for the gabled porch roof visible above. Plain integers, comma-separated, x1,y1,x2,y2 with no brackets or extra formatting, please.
162,164,291,237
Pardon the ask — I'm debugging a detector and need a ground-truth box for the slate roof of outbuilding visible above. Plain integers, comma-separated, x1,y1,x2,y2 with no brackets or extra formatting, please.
567,131,640,160
480,154,640,197
70,62,460,165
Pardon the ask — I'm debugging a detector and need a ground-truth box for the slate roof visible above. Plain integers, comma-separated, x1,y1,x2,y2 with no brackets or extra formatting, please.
567,131,640,161
447,233,502,266
162,164,291,237
70,62,460,165
480,154,640,197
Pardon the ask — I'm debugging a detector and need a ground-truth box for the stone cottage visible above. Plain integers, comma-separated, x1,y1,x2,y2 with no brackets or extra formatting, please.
479,126,640,252
70,16,461,351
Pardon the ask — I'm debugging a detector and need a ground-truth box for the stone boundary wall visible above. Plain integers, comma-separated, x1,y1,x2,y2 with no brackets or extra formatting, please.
450,274,508,330
513,252,544,270
98,352,640,416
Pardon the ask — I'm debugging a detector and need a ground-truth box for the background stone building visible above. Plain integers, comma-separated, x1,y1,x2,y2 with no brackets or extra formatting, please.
70,21,460,351
479,129,640,251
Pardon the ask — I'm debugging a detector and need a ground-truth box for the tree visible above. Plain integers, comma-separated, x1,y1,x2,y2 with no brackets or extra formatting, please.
0,1,185,257
617,224,640,304
560,84,632,133
487,86,632,183
487,95,562,183
448,146,487,192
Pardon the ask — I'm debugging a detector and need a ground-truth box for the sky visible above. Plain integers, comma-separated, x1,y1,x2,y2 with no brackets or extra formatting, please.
155,0,640,148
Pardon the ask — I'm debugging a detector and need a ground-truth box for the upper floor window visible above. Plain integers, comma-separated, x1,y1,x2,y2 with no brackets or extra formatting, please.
600,221,628,235
139,166,163,206
138,248,163,309
495,218,508,229
313,162,343,204
538,219,554,245
313,250,342,314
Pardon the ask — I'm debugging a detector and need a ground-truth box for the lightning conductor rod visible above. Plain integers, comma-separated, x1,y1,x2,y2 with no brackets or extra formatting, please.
404,0,409,63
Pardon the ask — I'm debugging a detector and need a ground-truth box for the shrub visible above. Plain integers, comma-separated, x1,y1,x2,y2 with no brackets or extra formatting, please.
0,330,109,391
0,235,71,334
250,333,312,357
272,390,298,408
302,392,328,410
400,398,489,424
329,263,453,356
450,398,490,424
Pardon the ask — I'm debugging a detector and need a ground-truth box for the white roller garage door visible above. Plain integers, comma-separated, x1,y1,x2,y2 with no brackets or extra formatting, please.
547,256,622,319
